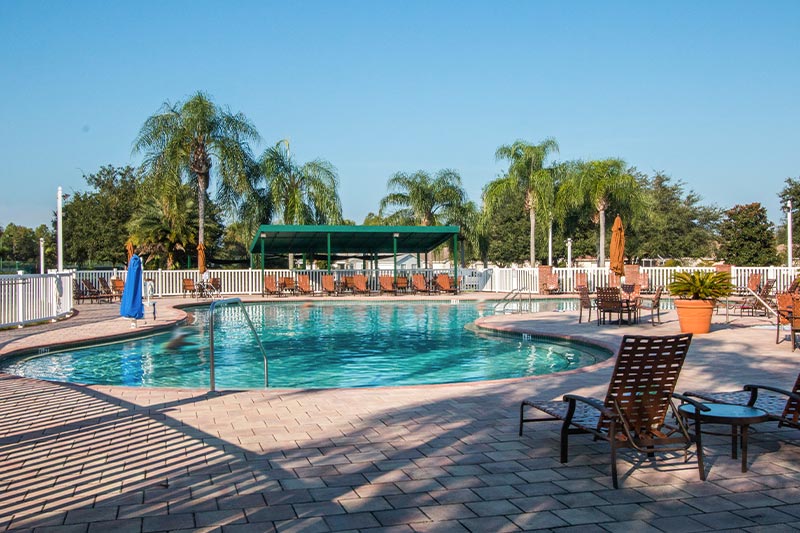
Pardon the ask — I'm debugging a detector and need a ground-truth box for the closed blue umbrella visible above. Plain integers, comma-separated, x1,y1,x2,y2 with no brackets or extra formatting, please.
120,254,144,319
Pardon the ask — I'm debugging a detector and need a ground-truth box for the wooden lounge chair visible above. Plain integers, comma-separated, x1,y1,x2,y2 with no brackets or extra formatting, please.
412,274,432,294
379,275,397,295
577,285,595,324
182,278,198,298
263,275,281,297
321,274,338,296
296,274,317,296
685,371,800,431
519,333,697,488
434,274,457,294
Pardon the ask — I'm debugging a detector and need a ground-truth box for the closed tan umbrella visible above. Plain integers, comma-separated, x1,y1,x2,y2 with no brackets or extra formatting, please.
609,215,625,276
125,241,135,268
197,242,207,274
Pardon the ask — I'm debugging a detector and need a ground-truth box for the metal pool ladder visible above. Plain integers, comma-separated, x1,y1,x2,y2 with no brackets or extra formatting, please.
208,298,269,391
494,287,533,314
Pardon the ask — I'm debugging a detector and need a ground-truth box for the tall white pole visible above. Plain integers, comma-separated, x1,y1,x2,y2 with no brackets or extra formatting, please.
57,187,63,272
547,224,553,266
39,238,45,274
788,199,793,269
566,238,573,268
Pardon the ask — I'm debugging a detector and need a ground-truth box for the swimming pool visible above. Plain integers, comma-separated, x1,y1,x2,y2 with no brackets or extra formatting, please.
0,300,611,389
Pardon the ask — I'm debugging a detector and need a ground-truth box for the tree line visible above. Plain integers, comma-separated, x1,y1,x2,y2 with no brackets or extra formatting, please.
0,92,794,271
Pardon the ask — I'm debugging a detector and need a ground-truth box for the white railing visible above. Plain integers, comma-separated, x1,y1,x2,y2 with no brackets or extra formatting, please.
0,272,73,328
6,265,798,329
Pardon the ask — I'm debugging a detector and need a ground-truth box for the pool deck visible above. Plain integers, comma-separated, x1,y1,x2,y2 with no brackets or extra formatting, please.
2,295,800,532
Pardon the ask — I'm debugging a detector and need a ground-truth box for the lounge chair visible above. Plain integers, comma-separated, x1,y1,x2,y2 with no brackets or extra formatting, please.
519,333,698,488
595,287,636,325
685,371,800,431
395,276,409,293
412,274,433,294
182,278,197,298
263,276,281,297
577,285,595,324
73,279,91,303
543,273,560,294
111,278,125,299
82,279,111,303
608,271,621,288
97,277,117,301
434,274,457,294
341,276,355,294
280,276,297,295
321,274,338,296
297,274,317,296
352,274,374,295
379,275,397,295
737,278,776,316
574,272,589,292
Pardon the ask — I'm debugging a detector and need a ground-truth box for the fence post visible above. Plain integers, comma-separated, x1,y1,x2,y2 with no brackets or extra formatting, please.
16,272,24,327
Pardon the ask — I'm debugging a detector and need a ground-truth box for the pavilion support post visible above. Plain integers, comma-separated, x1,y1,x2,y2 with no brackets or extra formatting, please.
302,253,307,270
393,233,398,285
327,233,331,273
453,234,459,294
417,253,421,269
260,238,265,275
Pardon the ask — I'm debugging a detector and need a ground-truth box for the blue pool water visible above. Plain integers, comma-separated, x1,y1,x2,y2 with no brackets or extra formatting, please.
0,301,611,389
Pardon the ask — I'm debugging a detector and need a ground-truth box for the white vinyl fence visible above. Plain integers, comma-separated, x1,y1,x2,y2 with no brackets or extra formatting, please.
0,273,73,328
4,265,798,329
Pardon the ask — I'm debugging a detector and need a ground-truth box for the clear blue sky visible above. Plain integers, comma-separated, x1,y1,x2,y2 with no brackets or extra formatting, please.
1,1,798,229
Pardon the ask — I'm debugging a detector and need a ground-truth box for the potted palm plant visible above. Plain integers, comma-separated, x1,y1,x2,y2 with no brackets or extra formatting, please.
668,271,734,334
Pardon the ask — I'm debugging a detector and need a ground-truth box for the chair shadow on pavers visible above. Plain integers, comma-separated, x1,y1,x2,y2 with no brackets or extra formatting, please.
518,333,701,488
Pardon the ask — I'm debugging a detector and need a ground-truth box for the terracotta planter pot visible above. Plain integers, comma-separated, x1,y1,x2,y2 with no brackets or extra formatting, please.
674,299,715,334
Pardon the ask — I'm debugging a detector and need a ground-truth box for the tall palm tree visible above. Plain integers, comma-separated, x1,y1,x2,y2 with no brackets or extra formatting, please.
561,158,642,267
133,92,259,256
379,169,467,226
259,139,343,225
484,138,559,266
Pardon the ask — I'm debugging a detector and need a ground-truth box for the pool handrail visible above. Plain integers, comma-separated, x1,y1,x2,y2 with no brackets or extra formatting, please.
494,287,533,314
208,297,269,391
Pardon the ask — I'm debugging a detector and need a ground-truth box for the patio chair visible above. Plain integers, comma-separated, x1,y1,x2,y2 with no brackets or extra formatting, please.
182,278,198,298
595,287,636,325
608,271,622,288
395,276,409,293
352,274,374,295
639,272,650,293
434,273,457,294
577,285,595,324
321,274,338,296
737,278,776,316
637,286,664,325
519,333,697,488
574,272,589,292
263,275,281,297
412,274,433,294
685,371,800,431
97,277,117,301
82,279,111,303
341,276,355,294
280,276,297,295
111,278,125,298
297,274,317,296
379,275,397,295
73,279,91,303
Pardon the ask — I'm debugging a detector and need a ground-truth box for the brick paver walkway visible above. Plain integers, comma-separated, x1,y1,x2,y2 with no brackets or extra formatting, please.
2,298,800,532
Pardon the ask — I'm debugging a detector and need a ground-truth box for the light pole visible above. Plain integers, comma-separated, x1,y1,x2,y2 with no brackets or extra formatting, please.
57,187,64,272
787,199,793,269
39,238,45,274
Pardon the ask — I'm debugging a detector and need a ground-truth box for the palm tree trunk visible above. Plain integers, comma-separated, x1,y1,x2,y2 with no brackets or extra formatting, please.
598,208,606,268
529,207,536,267
197,173,207,246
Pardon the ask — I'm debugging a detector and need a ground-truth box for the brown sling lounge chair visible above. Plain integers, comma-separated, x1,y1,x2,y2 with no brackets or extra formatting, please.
297,274,316,296
685,371,800,431
263,276,281,297
352,274,373,295
434,274,457,294
321,274,338,296
519,333,698,488
412,274,432,294
182,278,198,298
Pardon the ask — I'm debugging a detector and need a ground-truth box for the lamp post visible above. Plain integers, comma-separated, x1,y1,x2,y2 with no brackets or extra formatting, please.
566,238,573,268
787,199,794,269
39,238,45,274
57,187,64,272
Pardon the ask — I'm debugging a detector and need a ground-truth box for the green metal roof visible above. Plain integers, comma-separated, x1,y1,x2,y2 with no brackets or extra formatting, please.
249,225,460,255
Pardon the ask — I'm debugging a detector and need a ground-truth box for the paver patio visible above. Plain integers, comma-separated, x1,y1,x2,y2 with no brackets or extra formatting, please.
2,296,800,532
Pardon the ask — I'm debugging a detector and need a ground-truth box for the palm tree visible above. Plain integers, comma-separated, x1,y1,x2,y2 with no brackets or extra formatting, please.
379,169,467,226
259,139,343,225
133,92,259,258
484,138,559,266
562,158,642,267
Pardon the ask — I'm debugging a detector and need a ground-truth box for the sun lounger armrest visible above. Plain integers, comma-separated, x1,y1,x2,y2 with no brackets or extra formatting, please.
562,394,616,419
743,384,800,403
673,393,712,411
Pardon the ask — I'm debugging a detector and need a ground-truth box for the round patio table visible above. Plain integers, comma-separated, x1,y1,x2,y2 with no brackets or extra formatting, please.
678,403,769,474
